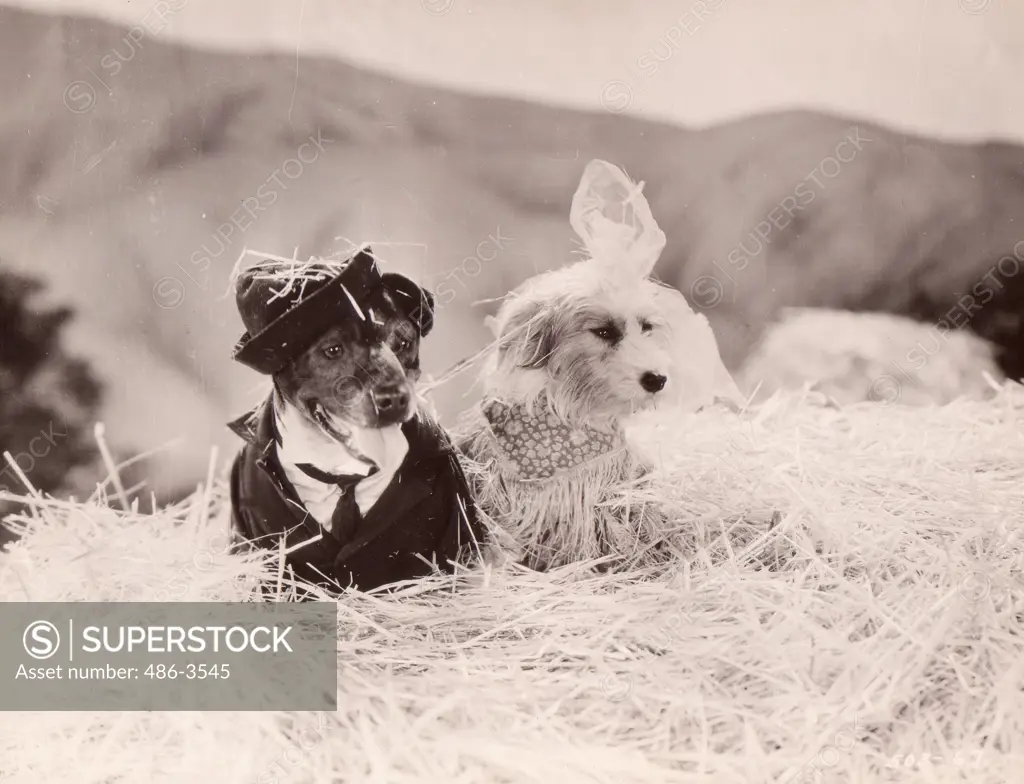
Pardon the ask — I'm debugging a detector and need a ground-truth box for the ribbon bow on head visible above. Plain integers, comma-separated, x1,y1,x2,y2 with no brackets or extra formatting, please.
569,159,667,281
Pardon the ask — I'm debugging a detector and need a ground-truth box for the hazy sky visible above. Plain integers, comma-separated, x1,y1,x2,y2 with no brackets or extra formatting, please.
13,0,1024,142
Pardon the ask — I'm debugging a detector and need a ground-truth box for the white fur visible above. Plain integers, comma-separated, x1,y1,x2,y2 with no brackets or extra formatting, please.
457,263,683,569
494,266,737,407
484,263,695,419
274,397,408,529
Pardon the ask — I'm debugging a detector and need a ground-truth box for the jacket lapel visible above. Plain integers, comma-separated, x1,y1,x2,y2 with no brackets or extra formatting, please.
331,416,445,562
333,470,433,562
229,394,337,551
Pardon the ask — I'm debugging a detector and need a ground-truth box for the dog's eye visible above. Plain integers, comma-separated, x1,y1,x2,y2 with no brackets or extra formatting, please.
640,319,654,334
394,338,411,352
590,325,621,343
323,345,343,359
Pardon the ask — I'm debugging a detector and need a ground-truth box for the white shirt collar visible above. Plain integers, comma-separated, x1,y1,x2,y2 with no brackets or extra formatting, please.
273,397,410,529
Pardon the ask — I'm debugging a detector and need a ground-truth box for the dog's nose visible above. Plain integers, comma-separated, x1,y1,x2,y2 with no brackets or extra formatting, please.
640,372,667,393
373,386,410,413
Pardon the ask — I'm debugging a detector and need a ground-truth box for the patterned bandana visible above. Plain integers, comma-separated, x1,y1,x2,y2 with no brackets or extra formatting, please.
481,399,626,481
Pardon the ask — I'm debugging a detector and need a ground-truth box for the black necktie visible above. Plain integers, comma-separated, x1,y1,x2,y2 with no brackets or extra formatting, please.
295,463,379,544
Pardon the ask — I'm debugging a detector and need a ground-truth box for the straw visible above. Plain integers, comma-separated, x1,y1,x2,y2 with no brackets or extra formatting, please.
224,239,430,302
2,383,1022,782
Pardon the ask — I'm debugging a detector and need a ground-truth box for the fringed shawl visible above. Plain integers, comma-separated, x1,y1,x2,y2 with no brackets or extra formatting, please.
458,398,664,570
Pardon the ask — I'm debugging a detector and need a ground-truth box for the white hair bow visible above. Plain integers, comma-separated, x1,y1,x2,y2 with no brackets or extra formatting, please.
570,159,742,411
569,159,667,278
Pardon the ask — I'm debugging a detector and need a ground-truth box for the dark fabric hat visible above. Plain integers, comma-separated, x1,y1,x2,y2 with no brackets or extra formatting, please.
232,247,385,375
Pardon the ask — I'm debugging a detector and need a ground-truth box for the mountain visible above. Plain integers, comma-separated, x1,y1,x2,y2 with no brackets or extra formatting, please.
1,5,1021,500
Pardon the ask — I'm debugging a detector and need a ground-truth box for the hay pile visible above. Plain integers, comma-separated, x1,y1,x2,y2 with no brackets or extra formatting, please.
738,308,1003,407
2,383,1023,783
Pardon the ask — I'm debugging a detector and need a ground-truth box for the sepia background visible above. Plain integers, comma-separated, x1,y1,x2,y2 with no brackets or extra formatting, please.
1,0,1021,504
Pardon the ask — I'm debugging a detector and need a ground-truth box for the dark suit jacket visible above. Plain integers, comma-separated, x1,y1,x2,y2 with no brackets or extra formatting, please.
227,397,482,594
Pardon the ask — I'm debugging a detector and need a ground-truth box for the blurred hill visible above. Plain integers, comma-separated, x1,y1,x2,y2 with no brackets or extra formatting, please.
0,5,1021,500
13,0,1024,144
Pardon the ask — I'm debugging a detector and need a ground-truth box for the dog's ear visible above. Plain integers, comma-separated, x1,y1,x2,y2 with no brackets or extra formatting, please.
382,273,435,337
651,283,743,410
497,300,557,369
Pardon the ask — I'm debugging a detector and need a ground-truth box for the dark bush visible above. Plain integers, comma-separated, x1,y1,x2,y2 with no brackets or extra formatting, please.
0,265,102,548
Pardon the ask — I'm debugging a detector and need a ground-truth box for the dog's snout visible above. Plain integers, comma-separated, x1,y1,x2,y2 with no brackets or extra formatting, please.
640,372,667,393
373,385,410,413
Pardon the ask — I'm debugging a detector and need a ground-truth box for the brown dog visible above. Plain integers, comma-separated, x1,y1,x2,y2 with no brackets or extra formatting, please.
227,248,482,594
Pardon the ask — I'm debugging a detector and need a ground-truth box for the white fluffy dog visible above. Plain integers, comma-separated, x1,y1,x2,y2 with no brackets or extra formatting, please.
456,160,738,570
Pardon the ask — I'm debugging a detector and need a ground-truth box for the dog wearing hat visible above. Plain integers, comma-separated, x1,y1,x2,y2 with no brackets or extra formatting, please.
227,246,483,594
